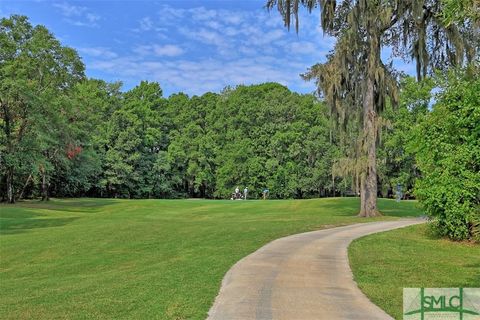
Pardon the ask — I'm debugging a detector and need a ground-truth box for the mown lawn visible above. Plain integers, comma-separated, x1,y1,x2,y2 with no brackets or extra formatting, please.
349,224,480,320
0,198,418,319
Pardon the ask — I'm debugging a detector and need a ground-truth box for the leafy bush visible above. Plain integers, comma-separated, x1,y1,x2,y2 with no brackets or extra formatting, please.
411,68,480,241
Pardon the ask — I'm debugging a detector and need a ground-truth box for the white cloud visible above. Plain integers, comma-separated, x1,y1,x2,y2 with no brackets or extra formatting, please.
153,44,184,57
221,12,244,25
88,54,314,96
132,16,169,37
289,42,318,55
53,2,100,27
133,44,184,57
248,29,285,46
139,17,153,31
78,47,118,59
64,19,92,27
86,13,100,23
181,28,226,48
53,2,86,17
191,7,217,21
205,20,222,30
85,5,335,95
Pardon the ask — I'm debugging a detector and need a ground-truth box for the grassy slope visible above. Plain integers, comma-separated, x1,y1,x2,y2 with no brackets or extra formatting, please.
349,224,480,320
0,197,417,320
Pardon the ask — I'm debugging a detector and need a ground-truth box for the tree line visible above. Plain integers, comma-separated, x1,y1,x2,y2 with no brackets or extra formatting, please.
1,14,478,241
0,15,421,202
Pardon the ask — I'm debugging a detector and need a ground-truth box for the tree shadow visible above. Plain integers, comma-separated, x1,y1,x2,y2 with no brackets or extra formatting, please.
0,209,80,235
377,199,424,217
314,198,360,216
9,198,117,213
314,198,424,218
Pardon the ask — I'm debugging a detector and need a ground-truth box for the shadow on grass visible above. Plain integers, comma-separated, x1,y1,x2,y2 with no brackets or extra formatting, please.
311,198,360,217
315,198,423,218
377,199,423,217
7,198,116,213
0,209,80,235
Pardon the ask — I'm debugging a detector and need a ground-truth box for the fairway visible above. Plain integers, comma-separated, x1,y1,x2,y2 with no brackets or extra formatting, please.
1,198,417,319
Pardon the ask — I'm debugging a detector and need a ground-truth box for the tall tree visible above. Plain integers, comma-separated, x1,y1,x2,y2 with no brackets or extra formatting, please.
50,79,122,197
267,0,477,216
0,15,84,203
100,81,164,198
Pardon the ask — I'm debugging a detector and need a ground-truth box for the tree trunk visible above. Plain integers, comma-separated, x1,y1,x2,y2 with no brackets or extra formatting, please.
200,183,206,198
6,167,15,203
332,173,335,197
40,167,49,201
3,102,15,204
18,174,32,200
359,76,381,217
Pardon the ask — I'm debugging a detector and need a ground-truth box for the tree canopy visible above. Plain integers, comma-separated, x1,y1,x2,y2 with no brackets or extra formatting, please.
0,15,85,203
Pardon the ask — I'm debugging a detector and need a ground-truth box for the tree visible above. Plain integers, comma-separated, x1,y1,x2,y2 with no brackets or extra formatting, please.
0,15,84,203
168,94,218,198
100,81,164,198
410,68,480,241
50,79,122,197
212,83,334,199
267,0,477,216
378,76,433,198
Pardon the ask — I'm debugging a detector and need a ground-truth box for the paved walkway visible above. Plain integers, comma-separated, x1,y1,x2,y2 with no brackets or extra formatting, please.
207,219,425,320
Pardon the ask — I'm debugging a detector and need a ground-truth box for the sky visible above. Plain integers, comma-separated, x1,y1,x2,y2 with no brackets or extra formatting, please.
0,0,415,96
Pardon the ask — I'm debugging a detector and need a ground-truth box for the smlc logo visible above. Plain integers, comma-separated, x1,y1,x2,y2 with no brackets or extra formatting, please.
404,288,480,320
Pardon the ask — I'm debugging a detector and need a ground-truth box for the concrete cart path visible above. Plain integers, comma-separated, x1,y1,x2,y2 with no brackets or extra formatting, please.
207,219,425,320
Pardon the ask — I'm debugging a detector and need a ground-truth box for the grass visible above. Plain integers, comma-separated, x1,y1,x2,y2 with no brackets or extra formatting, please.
0,197,418,319
349,224,480,320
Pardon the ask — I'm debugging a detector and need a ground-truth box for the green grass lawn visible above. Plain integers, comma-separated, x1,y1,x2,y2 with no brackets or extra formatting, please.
349,224,480,320
0,197,417,319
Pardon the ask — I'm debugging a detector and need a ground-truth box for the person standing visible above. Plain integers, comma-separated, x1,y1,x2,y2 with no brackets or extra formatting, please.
235,186,240,199
263,188,269,200
396,184,403,202
243,187,248,200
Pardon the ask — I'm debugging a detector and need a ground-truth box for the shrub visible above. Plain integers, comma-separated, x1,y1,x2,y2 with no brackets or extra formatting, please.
411,68,480,241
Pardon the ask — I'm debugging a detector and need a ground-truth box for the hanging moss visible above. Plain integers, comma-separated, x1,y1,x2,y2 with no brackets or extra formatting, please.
267,0,477,214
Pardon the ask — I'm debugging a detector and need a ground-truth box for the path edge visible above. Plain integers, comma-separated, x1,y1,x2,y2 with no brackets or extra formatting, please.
207,218,426,319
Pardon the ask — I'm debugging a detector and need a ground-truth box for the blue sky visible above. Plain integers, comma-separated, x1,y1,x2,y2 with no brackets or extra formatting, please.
0,0,414,96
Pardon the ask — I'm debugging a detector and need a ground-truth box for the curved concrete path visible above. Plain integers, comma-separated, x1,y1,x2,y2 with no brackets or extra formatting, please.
208,219,425,320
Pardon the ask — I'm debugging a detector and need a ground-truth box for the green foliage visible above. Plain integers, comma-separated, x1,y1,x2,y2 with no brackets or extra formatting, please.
441,0,480,26
211,83,336,199
76,81,337,199
98,81,165,198
0,15,85,202
378,76,433,197
411,68,480,241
